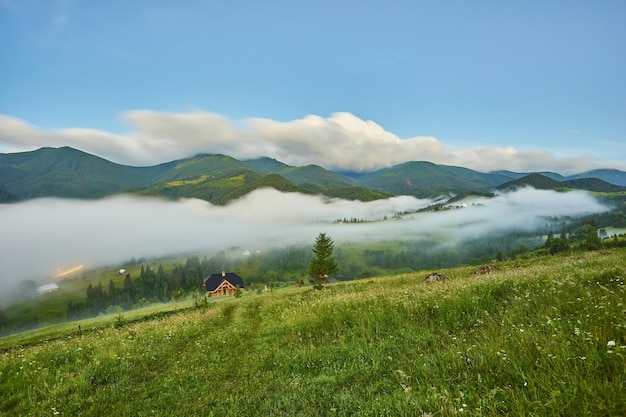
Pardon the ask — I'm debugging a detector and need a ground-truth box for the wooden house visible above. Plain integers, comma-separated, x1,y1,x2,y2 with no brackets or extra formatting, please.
203,271,244,297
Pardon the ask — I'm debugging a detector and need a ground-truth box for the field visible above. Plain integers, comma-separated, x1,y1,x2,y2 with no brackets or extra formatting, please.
1,248,625,416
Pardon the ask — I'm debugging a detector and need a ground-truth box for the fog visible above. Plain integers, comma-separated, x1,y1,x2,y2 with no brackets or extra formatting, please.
0,188,609,291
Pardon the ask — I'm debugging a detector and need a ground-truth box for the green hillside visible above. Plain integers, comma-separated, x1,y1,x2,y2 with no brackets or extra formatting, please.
563,178,626,193
244,157,292,174
356,161,506,197
323,186,394,202
2,147,625,204
568,169,626,187
148,154,253,183
1,249,624,416
0,147,149,199
496,173,568,191
280,165,356,189
214,173,314,205
496,173,626,193
133,169,263,202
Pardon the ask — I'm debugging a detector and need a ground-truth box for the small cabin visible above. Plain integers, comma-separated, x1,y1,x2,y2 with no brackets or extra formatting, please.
203,272,244,297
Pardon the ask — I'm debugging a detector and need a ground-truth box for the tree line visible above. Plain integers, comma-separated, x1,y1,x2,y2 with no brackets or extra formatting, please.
67,253,234,318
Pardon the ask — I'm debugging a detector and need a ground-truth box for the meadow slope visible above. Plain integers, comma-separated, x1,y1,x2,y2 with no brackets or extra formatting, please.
1,249,625,416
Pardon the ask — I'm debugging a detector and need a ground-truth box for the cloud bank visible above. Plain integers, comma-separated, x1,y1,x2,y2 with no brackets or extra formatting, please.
1,111,624,175
0,188,609,290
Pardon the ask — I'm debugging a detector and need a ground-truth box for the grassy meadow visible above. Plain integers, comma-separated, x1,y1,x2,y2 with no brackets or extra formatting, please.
1,248,625,416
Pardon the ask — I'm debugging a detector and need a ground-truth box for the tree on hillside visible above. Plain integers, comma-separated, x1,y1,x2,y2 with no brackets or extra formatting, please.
308,232,339,288
585,229,602,251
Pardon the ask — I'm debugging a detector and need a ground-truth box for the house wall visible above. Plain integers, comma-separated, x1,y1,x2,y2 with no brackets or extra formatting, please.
207,280,238,297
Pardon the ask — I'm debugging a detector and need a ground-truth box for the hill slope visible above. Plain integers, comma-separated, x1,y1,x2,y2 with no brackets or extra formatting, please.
567,169,626,186
1,249,624,416
355,161,510,197
496,173,569,191
496,173,626,193
563,177,626,192
0,147,150,198
2,147,625,203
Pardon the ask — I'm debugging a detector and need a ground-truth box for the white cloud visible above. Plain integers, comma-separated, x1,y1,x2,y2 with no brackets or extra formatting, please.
1,111,625,175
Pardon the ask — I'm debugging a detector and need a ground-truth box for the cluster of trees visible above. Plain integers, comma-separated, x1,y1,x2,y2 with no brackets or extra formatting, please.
544,220,618,255
67,253,235,318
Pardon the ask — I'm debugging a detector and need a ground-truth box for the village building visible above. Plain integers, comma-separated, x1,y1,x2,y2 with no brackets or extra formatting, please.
203,272,244,297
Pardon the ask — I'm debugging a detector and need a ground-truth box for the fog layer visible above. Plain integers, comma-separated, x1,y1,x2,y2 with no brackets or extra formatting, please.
0,188,608,289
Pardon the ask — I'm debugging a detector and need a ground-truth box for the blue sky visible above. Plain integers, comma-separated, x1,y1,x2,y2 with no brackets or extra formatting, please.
1,0,625,174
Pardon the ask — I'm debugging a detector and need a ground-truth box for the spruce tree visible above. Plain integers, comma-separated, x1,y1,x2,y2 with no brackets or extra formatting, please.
308,232,339,288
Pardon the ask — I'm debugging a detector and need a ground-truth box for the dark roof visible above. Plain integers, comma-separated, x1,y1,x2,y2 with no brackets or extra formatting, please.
203,272,244,291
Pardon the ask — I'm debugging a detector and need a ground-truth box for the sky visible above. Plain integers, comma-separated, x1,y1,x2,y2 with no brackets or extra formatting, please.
1,0,625,174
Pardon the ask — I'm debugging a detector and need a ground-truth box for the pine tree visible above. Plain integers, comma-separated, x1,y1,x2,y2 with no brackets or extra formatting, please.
544,231,555,249
308,232,339,288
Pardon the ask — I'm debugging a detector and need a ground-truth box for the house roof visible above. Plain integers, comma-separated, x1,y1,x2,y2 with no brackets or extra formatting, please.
203,272,244,292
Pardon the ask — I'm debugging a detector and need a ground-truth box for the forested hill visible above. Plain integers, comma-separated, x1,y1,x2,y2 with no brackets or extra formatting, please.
496,173,568,191
563,178,626,192
1,146,626,204
496,173,626,193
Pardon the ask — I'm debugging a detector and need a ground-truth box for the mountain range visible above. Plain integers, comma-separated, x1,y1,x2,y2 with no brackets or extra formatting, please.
1,146,625,204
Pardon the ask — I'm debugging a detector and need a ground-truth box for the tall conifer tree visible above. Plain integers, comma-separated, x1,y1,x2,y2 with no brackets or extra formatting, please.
308,232,338,288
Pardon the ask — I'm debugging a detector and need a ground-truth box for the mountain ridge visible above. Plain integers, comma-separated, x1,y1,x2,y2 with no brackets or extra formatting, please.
1,147,625,204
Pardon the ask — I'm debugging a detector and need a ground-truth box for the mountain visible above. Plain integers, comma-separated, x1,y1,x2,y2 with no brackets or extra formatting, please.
0,147,391,204
1,147,625,204
491,169,626,187
133,168,264,202
0,147,150,199
489,170,566,182
496,173,567,191
497,173,626,193
244,157,292,175
245,158,357,191
213,173,314,205
147,154,253,184
353,161,511,198
562,178,626,193
566,169,626,187
280,165,356,192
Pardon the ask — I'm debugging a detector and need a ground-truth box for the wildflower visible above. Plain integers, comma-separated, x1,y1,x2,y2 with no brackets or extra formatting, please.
607,340,616,348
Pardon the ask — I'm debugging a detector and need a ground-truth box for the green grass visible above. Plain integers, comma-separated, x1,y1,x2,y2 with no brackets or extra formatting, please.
1,259,186,329
1,249,625,416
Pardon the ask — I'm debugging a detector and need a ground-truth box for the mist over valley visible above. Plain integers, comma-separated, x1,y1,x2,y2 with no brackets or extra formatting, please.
0,186,611,294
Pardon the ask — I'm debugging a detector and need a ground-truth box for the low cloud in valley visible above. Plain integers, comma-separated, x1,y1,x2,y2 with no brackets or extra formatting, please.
0,187,609,291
